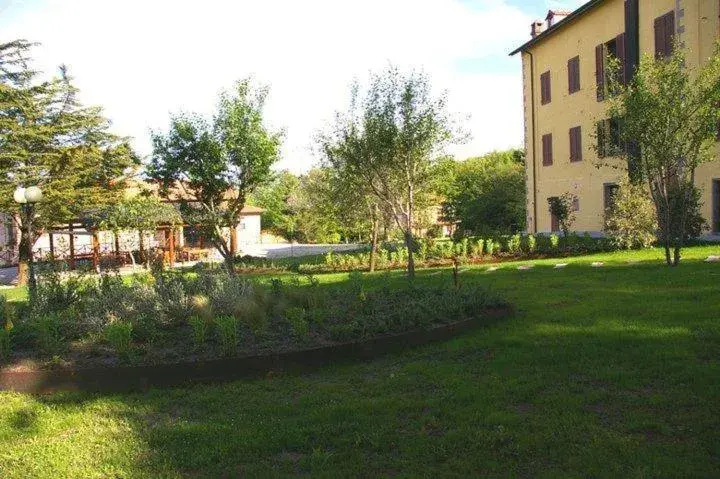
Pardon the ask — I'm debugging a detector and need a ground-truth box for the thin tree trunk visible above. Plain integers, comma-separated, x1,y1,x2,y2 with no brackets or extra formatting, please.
138,232,146,269
405,230,415,280
369,204,379,272
406,186,415,280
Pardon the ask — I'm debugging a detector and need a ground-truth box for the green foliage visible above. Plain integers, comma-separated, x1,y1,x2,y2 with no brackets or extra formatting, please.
506,234,522,255
604,180,658,249
35,313,66,356
547,193,576,237
550,234,560,250
105,320,133,357
484,239,495,256
149,78,282,268
250,170,300,238
188,316,210,348
214,315,239,356
470,239,485,258
285,307,309,338
0,40,138,260
0,297,11,360
441,150,526,236
523,234,537,254
605,41,720,265
321,66,457,279
89,195,182,263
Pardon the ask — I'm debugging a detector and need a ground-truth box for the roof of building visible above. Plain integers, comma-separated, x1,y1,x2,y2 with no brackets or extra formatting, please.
509,0,605,56
125,179,265,214
546,9,573,19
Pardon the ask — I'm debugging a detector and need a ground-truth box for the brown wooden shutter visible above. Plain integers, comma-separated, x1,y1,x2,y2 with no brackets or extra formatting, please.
654,16,664,58
655,12,675,58
596,44,605,101
664,12,675,56
615,33,626,85
542,134,553,166
541,71,551,104
568,56,580,93
569,126,582,162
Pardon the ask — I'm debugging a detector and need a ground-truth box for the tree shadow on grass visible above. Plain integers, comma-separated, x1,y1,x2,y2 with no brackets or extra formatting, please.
2,259,720,476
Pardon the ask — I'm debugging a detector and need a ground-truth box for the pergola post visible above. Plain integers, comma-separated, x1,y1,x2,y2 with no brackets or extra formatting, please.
168,228,176,266
68,222,76,270
91,230,100,273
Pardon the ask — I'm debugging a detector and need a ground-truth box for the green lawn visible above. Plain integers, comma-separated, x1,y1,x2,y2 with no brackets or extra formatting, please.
2,246,720,477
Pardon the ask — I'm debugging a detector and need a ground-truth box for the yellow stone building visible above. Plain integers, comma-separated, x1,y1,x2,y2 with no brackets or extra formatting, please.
510,0,720,234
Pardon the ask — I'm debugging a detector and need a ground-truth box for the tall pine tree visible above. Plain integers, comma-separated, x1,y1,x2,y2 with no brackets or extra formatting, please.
0,40,138,283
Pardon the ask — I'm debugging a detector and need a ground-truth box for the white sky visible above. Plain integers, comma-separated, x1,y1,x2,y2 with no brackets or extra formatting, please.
1,0,585,172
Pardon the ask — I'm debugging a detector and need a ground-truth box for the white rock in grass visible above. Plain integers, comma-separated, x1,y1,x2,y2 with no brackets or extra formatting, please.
591,262,604,267
486,266,499,272
554,263,568,269
517,264,534,270
705,255,720,263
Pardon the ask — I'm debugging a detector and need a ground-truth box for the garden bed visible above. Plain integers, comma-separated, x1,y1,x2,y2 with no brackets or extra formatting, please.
0,265,509,389
0,305,511,393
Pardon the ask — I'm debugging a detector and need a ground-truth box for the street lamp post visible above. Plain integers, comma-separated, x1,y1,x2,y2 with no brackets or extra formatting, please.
14,186,42,300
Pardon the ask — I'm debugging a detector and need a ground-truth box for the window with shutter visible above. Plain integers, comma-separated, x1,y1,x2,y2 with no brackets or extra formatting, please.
596,44,605,101
540,71,551,105
655,11,675,58
569,126,582,162
568,56,580,94
542,134,553,166
615,33,626,85
603,184,620,211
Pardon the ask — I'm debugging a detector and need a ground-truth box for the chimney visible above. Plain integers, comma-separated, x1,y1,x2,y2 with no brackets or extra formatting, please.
546,10,571,28
531,20,545,38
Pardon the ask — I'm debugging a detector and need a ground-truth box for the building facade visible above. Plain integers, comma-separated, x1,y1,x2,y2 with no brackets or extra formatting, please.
511,0,720,234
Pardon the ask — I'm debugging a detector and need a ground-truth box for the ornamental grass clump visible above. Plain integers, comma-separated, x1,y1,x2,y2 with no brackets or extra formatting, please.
215,315,239,356
188,315,210,348
105,319,133,358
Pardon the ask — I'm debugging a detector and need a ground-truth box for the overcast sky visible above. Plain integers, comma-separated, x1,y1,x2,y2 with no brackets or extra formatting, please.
1,0,585,172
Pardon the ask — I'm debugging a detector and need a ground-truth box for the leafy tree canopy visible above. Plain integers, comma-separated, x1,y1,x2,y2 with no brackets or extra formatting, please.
439,149,526,237
149,78,282,270
0,39,139,232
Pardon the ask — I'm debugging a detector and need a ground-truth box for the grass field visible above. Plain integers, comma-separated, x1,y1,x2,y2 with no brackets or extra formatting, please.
1,245,720,477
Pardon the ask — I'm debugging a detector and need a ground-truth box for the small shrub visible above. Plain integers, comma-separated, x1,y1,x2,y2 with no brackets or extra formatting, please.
35,312,66,356
105,320,133,357
470,239,484,258
485,239,495,256
549,233,560,250
547,193,577,237
604,179,658,249
285,307,309,338
0,320,11,360
523,234,537,254
188,315,209,347
190,294,213,320
507,234,522,255
234,298,269,335
215,315,238,356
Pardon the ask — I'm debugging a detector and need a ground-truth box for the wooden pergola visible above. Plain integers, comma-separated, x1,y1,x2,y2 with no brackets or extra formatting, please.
45,221,180,272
